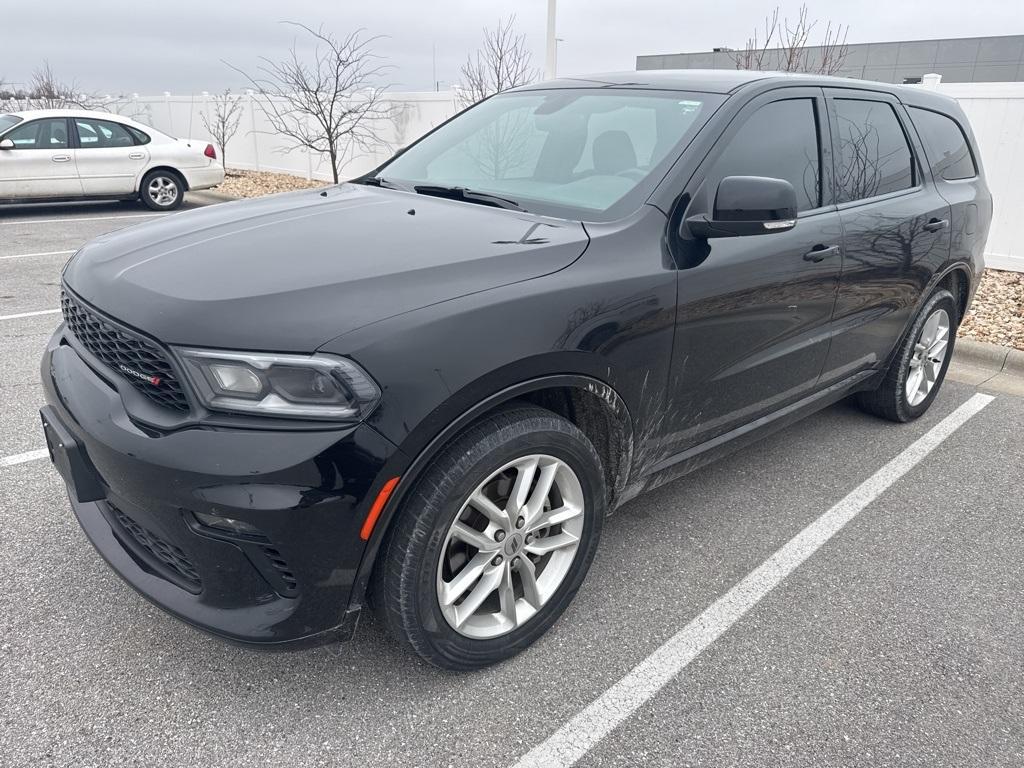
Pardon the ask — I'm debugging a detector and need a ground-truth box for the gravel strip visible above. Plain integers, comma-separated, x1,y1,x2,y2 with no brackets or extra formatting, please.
960,269,1024,351
214,169,329,198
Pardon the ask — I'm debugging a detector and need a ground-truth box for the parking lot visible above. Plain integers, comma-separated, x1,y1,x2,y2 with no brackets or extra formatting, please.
2,201,1022,767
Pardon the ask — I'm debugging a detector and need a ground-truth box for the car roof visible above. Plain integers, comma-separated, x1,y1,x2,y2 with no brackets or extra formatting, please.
1,108,156,128
512,69,962,109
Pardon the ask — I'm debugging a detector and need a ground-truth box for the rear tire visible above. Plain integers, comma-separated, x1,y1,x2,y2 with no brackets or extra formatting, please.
374,405,606,670
856,288,957,422
139,169,185,211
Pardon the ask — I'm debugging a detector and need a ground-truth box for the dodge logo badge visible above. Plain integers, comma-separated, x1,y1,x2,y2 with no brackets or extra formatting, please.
118,363,162,386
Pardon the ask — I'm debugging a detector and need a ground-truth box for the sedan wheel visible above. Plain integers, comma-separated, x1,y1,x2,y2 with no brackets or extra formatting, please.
148,176,179,207
436,454,585,639
140,170,184,211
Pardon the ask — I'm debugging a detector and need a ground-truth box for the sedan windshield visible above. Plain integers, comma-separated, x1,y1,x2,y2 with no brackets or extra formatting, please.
377,89,722,220
0,114,23,134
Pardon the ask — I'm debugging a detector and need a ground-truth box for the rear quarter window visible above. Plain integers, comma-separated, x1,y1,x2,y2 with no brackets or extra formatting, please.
908,107,977,181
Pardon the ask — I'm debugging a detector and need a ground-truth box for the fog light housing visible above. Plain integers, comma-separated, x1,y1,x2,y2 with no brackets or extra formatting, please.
192,510,260,536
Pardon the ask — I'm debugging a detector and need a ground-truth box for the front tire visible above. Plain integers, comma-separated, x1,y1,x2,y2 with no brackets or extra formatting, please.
140,169,184,211
857,288,957,422
375,405,606,670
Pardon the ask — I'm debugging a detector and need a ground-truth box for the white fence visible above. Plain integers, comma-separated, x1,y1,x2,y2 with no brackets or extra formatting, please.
918,81,1024,273
121,83,1022,271
122,91,461,182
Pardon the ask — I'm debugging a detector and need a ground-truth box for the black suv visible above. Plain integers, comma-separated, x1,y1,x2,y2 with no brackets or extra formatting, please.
41,71,991,669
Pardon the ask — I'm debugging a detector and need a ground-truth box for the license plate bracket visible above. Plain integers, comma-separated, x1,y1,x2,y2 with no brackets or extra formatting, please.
40,406,106,503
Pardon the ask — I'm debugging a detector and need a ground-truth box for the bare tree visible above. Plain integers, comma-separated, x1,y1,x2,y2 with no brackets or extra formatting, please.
22,61,102,109
732,8,780,72
227,22,391,184
458,16,537,107
732,4,849,76
201,89,243,171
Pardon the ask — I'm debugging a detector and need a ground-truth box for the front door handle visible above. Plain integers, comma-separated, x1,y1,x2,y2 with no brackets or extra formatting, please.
51,154,71,163
923,217,949,232
803,244,841,263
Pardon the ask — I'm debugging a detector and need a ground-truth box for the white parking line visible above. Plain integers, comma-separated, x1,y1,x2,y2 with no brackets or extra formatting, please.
0,308,60,321
0,249,75,261
0,448,49,468
0,213,163,226
512,392,995,768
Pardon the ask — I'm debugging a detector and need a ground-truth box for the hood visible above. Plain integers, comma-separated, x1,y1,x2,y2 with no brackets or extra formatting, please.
64,184,589,351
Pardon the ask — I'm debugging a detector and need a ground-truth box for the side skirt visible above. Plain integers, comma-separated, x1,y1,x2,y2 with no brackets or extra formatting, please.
621,370,878,504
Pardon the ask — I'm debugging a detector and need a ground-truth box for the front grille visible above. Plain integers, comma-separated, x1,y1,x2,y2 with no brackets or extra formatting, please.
61,290,189,413
111,505,203,592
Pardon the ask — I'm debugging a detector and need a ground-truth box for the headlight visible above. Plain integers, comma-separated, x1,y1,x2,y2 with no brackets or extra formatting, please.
176,348,380,421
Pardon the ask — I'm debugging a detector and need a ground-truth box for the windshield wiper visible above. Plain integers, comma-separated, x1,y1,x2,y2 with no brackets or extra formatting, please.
413,185,525,212
358,175,402,189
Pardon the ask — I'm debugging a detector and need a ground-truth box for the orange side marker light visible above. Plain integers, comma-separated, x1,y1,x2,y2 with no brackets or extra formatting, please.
359,476,400,541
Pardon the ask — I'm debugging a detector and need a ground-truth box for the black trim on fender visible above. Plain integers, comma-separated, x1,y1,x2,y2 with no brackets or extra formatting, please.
345,374,634,613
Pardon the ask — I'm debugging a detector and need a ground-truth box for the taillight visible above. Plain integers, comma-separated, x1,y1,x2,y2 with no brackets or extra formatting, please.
204,144,217,160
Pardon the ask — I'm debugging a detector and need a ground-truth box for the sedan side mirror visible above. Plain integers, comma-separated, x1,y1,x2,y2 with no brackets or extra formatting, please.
0,139,14,150
686,176,798,238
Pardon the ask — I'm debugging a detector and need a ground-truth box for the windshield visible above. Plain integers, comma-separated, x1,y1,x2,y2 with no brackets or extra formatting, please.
377,89,722,220
0,114,24,134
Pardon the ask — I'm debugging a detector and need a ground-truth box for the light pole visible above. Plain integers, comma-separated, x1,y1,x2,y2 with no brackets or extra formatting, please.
545,0,558,80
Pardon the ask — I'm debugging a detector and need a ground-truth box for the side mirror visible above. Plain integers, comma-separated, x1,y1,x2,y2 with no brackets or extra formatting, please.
0,139,14,150
686,176,798,238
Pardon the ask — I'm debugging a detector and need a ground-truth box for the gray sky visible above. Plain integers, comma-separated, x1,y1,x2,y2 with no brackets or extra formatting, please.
2,0,1021,94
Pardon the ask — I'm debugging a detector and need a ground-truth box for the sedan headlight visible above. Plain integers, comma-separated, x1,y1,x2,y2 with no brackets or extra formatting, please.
176,348,380,421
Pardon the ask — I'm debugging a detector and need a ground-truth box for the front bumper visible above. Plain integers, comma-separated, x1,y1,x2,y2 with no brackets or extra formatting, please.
40,329,400,648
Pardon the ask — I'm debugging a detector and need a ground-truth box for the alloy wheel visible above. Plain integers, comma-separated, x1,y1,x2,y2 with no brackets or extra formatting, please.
147,176,179,207
905,307,950,407
436,454,585,639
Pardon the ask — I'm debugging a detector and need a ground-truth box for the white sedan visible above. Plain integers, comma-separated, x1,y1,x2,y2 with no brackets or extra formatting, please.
0,109,224,210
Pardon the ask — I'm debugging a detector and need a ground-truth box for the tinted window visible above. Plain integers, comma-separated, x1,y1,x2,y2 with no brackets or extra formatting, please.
126,125,151,145
5,118,69,149
0,114,23,134
908,107,976,181
75,118,136,148
833,99,914,203
711,99,821,212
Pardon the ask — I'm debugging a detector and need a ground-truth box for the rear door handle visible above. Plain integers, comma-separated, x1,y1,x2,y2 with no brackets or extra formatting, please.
128,152,145,160
51,154,71,163
803,244,841,263
923,218,949,232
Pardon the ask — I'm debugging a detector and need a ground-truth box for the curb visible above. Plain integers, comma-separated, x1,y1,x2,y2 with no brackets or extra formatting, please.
954,338,1010,372
187,189,238,204
1005,348,1024,377
953,338,1024,379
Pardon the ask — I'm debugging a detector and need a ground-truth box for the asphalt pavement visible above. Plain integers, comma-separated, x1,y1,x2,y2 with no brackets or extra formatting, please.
1,198,1021,767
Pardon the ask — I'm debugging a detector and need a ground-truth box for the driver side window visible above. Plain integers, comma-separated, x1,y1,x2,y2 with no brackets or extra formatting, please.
711,99,822,212
5,118,69,150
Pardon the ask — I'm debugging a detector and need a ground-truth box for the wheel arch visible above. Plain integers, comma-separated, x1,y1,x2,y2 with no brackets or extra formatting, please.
349,372,635,612
935,262,972,323
137,165,189,193
878,260,974,377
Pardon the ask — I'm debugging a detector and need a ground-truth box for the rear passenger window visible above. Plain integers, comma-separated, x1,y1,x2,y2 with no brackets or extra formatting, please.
75,118,136,149
833,99,914,203
908,107,977,181
711,99,821,212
